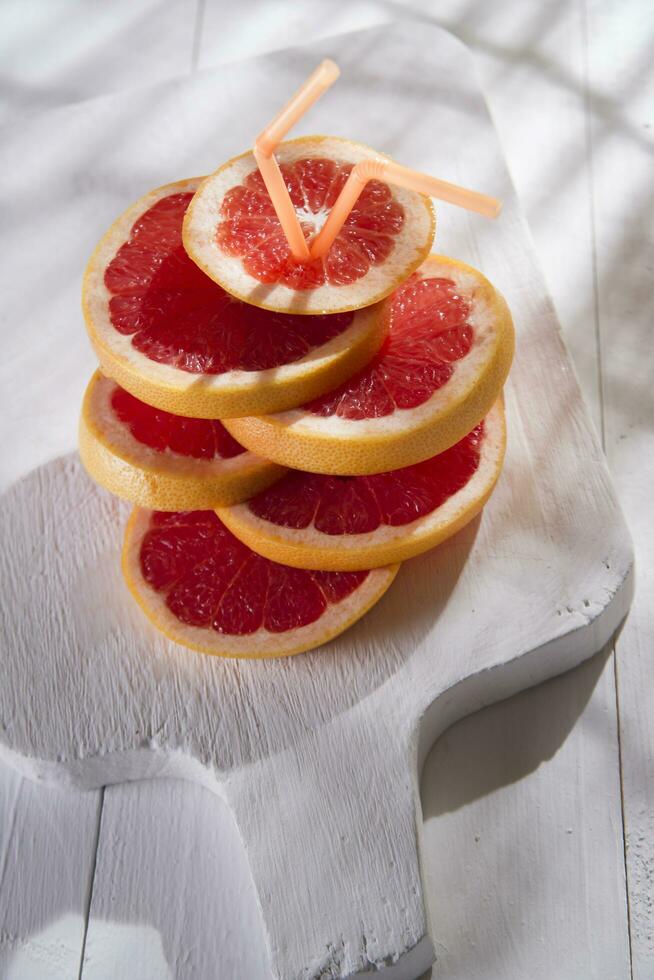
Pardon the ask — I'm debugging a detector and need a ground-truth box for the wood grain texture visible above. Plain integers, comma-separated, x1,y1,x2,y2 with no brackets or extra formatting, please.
0,769,101,979
0,23,634,979
177,6,636,976
0,4,205,976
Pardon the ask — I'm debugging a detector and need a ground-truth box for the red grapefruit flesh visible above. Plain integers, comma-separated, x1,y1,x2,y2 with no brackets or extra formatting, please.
104,190,354,366
218,161,404,289
83,178,389,418
218,401,505,570
110,384,244,459
306,274,472,419
122,509,398,658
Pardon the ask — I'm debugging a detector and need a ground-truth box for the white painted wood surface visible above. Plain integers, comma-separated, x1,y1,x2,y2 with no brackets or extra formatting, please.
0,770,101,980
0,2,650,977
421,646,631,980
0,20,634,980
1,5,200,976
586,3,654,976
81,780,271,980
0,0,199,126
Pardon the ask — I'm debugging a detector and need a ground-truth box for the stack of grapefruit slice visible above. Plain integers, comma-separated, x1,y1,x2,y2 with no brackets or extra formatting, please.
80,137,514,659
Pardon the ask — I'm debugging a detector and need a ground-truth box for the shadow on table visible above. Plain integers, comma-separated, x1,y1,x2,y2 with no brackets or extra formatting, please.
418,639,620,980
422,642,612,818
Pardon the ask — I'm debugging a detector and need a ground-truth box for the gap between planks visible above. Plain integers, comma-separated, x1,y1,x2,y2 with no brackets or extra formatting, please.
77,788,105,980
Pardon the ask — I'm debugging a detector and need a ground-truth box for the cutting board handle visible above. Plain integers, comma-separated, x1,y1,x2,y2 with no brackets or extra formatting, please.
223,711,435,980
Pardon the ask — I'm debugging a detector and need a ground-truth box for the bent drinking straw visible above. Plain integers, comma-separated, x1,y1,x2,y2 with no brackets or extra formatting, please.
310,158,502,259
253,60,501,262
253,59,340,261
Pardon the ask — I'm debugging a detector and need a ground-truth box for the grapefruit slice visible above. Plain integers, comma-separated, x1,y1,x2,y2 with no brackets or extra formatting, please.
122,509,398,659
79,371,284,510
82,177,388,419
218,402,505,571
225,255,514,474
182,136,435,314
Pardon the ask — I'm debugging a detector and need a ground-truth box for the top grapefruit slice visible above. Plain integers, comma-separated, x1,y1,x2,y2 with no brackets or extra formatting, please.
122,509,398,659
225,255,515,475
182,136,435,315
82,178,388,419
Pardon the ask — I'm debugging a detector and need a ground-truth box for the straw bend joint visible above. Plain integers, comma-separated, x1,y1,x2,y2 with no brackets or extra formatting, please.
310,157,502,258
248,60,501,265
350,159,388,184
254,136,275,160
251,59,341,262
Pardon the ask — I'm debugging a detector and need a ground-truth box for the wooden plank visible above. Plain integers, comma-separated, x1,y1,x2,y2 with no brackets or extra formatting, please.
453,0,600,425
421,647,630,979
0,0,199,126
80,780,271,979
437,0,602,430
0,768,101,979
193,8,625,978
586,1,654,975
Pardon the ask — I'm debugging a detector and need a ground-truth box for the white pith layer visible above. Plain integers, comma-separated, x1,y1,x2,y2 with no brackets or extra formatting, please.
124,509,398,657
183,137,434,313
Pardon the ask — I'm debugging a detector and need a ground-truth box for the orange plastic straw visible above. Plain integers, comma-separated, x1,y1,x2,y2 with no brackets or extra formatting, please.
254,60,340,261
310,158,502,259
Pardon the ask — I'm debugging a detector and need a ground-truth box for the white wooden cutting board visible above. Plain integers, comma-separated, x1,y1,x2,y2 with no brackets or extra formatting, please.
0,22,633,980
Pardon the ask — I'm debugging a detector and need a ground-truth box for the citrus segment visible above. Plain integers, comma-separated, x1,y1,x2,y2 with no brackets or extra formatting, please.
79,372,284,510
183,137,435,314
218,401,505,570
217,160,403,288
224,255,514,474
83,178,389,418
307,272,476,416
122,509,399,658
